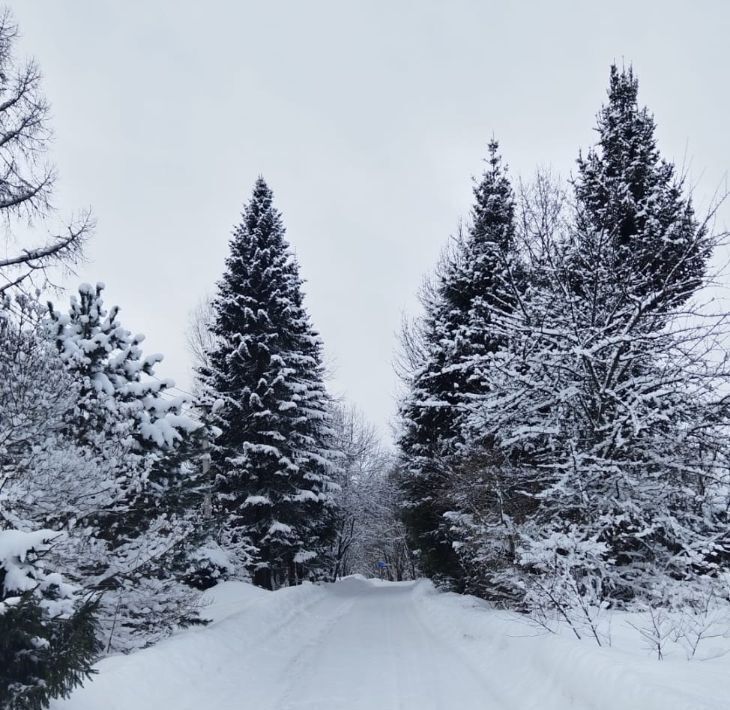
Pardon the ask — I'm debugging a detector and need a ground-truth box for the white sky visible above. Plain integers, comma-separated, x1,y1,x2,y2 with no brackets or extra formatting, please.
10,0,729,439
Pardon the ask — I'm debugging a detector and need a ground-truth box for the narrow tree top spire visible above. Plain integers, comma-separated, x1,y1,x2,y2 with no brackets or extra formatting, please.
250,174,273,207
471,139,515,250
574,63,706,305
237,175,283,243
607,63,638,107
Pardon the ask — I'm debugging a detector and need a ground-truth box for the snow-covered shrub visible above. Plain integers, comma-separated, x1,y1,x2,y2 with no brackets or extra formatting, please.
626,577,730,661
516,528,609,645
183,538,236,590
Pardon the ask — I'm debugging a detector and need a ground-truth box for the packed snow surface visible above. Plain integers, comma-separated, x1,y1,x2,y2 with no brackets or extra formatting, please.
53,577,728,710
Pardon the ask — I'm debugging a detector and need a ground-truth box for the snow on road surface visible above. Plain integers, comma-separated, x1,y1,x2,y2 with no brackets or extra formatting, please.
53,577,728,710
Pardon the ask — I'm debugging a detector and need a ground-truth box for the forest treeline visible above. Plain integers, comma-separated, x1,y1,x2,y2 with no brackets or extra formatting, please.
1,8,728,709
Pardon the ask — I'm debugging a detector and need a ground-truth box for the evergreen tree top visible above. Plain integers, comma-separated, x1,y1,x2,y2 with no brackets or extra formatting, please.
226,177,290,273
573,64,707,306
434,139,516,317
212,177,315,350
578,64,663,194
240,177,285,245
470,139,515,251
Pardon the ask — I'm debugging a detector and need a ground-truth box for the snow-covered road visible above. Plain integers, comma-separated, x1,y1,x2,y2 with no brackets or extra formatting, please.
53,577,728,710
272,580,506,710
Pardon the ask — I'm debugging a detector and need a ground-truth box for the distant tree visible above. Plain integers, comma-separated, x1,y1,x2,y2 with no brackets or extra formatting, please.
326,404,412,581
198,178,338,590
327,405,381,580
397,140,521,589
356,466,416,582
185,296,216,375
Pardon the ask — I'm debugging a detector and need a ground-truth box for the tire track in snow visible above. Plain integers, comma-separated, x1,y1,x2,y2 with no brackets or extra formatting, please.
407,589,520,710
272,591,359,710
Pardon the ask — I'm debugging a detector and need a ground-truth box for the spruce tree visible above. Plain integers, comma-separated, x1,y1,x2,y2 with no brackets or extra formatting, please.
574,64,707,308
398,141,520,589
0,530,100,710
198,178,337,590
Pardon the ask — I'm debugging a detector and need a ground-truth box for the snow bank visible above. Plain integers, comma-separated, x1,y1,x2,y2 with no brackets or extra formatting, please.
50,580,335,710
199,580,269,623
414,581,729,710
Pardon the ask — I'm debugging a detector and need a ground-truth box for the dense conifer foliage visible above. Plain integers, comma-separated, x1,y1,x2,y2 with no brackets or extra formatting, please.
397,141,520,589
0,530,100,710
1,285,211,657
197,178,338,589
46,284,211,650
574,66,707,307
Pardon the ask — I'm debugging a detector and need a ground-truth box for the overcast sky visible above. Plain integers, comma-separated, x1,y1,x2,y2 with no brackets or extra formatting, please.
10,1,729,439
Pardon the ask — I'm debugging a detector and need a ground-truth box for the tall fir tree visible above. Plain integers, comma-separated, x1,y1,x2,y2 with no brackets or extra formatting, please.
198,178,338,590
398,141,520,589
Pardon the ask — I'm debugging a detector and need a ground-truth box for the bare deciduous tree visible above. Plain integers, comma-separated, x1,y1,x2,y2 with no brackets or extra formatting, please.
186,295,216,373
328,403,415,581
0,9,91,295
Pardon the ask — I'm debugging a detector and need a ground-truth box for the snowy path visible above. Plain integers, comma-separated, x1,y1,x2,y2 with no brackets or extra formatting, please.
273,581,504,710
53,577,729,710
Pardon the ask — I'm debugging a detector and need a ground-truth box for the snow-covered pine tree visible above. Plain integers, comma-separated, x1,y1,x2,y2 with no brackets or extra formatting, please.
45,284,210,652
397,141,520,589
0,299,100,703
574,64,708,308
198,178,338,590
0,529,99,710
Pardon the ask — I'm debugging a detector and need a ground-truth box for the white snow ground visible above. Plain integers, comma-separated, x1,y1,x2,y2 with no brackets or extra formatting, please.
52,577,729,710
